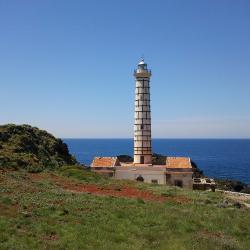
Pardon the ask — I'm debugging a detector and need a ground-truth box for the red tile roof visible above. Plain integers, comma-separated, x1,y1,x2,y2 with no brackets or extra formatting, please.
166,157,192,169
91,157,120,168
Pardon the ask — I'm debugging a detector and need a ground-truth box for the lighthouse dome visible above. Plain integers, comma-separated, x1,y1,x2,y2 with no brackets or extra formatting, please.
138,59,146,65
137,58,148,71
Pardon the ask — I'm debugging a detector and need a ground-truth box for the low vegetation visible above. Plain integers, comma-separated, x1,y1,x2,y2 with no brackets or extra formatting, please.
216,179,250,194
0,124,77,172
117,155,133,163
0,167,250,250
0,124,249,249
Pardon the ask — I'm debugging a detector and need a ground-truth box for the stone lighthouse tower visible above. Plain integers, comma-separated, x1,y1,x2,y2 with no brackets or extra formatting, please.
134,59,152,164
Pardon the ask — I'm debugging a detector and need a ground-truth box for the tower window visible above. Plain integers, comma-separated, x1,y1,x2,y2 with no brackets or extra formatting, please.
141,125,144,130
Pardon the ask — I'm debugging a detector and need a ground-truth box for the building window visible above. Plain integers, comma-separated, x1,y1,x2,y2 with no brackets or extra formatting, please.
174,180,183,188
151,179,158,184
141,124,144,130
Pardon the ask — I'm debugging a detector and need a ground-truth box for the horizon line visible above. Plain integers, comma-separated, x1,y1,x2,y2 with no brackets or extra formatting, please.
62,137,250,140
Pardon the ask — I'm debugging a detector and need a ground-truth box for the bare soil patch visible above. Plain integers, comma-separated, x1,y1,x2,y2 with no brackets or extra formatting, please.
28,173,190,203
0,203,18,217
199,230,225,239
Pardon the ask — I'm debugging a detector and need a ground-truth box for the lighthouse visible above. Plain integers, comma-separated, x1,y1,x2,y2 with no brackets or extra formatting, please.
133,59,152,164
91,58,194,188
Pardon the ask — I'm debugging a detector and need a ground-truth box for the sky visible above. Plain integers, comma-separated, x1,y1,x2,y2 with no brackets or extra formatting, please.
0,0,250,138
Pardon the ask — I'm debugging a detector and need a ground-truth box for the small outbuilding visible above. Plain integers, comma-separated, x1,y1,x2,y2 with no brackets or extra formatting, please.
165,157,193,188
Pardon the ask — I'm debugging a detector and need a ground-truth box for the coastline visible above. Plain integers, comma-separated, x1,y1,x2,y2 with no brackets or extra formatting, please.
64,138,250,185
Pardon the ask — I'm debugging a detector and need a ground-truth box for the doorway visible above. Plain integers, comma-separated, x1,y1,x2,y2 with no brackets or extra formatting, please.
174,180,183,188
136,175,144,182
140,156,144,164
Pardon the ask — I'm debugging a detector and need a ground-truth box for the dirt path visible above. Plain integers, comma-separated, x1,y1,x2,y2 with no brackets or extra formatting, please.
29,173,189,203
50,175,167,202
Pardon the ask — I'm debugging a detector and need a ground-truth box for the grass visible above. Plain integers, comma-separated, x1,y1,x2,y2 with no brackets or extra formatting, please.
0,167,250,250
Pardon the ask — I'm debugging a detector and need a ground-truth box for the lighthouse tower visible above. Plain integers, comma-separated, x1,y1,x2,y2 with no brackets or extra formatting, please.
134,59,152,164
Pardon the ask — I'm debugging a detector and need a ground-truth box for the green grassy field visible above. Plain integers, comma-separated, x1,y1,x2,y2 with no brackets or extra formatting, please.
0,166,250,250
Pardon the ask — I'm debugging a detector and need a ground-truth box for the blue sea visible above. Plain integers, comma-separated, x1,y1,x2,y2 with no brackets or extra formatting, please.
63,139,250,185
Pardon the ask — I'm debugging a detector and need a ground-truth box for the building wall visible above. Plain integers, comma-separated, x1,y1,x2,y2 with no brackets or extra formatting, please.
92,170,114,177
167,172,193,189
134,155,152,165
114,168,193,188
115,169,166,184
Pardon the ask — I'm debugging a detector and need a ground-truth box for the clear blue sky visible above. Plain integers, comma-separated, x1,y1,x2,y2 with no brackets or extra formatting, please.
0,0,250,138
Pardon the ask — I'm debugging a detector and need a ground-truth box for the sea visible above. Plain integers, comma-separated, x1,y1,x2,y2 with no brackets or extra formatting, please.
63,139,250,185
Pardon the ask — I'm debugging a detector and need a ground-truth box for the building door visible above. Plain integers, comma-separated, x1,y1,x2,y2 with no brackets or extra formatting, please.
174,180,183,188
140,156,144,164
166,174,171,184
